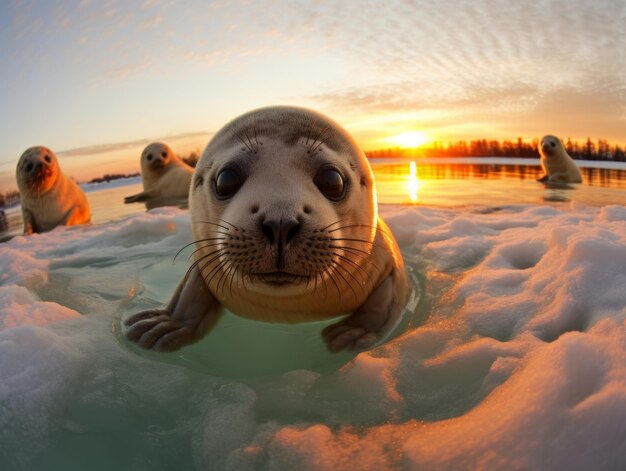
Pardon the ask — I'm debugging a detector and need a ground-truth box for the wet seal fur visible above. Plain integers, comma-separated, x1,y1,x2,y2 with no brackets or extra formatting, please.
124,142,194,209
537,135,582,184
16,146,90,234
123,106,410,353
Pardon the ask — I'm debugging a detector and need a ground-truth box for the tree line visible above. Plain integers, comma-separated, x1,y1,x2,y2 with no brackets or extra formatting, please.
366,137,626,162
2,139,625,208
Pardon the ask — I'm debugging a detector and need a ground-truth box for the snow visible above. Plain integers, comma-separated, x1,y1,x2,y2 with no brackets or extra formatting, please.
81,175,142,192
0,202,625,470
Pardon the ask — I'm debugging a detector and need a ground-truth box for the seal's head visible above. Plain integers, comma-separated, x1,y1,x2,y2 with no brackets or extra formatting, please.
16,146,60,193
190,106,377,302
539,135,562,157
141,142,176,173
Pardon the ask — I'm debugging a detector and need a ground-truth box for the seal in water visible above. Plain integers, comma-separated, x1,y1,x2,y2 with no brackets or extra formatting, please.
124,107,410,352
537,135,582,184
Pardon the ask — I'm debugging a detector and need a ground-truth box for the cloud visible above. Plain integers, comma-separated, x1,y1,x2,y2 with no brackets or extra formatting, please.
58,131,212,158
309,81,542,115
105,59,152,80
137,14,163,30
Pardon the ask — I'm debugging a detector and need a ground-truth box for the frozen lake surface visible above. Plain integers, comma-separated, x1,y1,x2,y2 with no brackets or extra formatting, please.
1,159,625,470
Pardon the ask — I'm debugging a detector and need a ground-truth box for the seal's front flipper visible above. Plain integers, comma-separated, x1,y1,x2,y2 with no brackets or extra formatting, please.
322,274,402,352
123,267,222,352
64,206,90,226
537,174,549,182
124,191,151,204
22,209,35,235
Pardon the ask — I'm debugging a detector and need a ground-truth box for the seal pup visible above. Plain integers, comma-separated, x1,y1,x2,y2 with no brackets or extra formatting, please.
124,142,194,208
16,146,90,234
124,106,410,353
537,135,582,184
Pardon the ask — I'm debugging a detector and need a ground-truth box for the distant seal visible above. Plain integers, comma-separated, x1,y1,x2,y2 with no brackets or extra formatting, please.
16,146,90,234
124,106,410,353
124,142,194,208
537,135,582,183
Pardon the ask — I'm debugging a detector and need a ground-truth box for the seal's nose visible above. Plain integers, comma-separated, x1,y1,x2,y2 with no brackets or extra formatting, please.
542,143,551,153
27,162,41,174
261,217,300,247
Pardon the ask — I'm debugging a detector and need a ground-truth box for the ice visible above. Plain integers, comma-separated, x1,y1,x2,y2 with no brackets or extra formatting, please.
0,203,624,470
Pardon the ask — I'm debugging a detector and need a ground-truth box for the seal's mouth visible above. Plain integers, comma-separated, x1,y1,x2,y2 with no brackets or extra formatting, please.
252,271,309,286
149,160,165,170
28,166,53,187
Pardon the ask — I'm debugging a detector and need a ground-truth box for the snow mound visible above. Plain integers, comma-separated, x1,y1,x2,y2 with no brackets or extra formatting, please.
0,203,624,470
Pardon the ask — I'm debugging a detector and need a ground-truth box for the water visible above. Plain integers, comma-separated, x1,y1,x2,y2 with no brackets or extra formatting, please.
373,158,626,207
3,159,626,236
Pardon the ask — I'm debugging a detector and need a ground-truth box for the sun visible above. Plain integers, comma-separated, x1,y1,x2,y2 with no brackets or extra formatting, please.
390,131,430,148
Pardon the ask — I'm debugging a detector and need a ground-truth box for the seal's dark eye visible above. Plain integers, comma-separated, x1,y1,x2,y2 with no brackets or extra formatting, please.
550,142,556,147
44,155,51,163
147,154,153,161
314,168,345,200
215,168,242,198
161,151,167,158
26,162,34,172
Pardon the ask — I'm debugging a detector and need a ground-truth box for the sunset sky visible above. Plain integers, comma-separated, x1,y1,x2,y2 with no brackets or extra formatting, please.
1,0,625,190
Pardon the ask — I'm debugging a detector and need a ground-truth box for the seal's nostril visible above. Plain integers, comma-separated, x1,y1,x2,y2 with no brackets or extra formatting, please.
261,221,275,245
285,222,300,244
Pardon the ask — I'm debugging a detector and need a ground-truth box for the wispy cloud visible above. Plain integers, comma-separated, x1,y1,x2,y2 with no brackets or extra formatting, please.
1,0,624,167
58,131,212,158
106,59,152,80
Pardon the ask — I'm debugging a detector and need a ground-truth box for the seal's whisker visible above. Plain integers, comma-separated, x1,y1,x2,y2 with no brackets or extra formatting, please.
228,263,242,298
318,267,329,300
325,265,343,301
216,261,236,298
305,118,317,147
306,268,319,292
251,114,259,149
196,229,232,238
329,244,371,257
213,260,233,298
239,268,248,293
242,127,257,154
328,237,386,249
232,129,255,154
327,237,377,245
215,218,243,231
333,261,363,301
186,244,224,262
309,123,332,153
328,224,393,238
332,252,370,280
174,237,226,262
329,260,359,302
202,257,231,288
332,245,383,272
184,248,225,283
310,127,333,153
319,219,344,231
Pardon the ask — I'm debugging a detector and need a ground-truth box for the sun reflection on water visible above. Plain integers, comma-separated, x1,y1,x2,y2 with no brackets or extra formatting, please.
408,161,419,202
